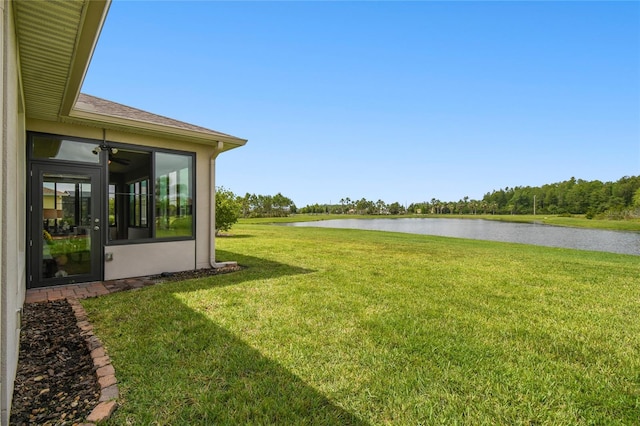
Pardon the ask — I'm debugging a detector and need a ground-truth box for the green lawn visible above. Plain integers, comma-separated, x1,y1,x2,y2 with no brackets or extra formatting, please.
83,224,640,425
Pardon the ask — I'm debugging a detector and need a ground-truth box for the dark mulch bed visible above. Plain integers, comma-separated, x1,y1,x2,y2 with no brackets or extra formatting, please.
10,266,243,424
10,300,100,425
156,264,242,282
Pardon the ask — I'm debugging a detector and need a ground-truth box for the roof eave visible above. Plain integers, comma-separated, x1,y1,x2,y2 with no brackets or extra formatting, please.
59,0,111,117
64,109,248,151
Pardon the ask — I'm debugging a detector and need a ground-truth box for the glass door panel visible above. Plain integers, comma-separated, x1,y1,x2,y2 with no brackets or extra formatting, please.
31,165,102,287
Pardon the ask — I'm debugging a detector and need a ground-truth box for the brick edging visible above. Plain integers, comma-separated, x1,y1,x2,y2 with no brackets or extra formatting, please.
68,298,119,424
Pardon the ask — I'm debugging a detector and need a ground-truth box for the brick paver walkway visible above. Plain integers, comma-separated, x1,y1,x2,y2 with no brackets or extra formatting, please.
21,266,238,424
23,277,157,424
25,276,157,303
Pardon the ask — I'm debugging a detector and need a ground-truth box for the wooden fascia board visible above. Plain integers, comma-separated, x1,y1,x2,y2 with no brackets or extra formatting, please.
59,0,111,117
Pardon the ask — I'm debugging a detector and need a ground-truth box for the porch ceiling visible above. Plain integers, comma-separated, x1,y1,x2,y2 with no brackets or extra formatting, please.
13,0,110,121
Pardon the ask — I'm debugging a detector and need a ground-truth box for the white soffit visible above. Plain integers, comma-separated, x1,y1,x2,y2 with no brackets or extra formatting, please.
14,0,246,150
14,0,109,121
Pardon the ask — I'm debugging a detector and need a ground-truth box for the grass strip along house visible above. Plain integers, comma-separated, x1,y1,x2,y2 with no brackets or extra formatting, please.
0,1,246,421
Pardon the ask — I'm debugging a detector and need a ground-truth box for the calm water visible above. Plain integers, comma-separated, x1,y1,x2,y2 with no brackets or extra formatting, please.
284,218,640,256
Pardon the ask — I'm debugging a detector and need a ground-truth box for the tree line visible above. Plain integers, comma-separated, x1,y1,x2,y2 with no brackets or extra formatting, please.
477,176,640,217
301,176,640,219
216,176,640,232
300,198,407,215
215,188,298,233
238,192,297,217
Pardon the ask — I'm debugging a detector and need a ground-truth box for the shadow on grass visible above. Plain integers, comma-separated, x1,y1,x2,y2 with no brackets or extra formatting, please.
93,252,368,424
216,249,313,274
158,249,315,295
173,297,367,423
216,233,255,239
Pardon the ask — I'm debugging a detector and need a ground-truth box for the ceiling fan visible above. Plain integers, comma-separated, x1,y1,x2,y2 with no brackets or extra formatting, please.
108,152,131,166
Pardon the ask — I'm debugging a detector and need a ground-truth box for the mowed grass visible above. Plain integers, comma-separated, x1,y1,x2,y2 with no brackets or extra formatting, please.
83,224,640,425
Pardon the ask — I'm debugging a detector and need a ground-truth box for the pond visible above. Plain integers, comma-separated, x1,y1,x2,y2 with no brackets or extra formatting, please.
283,218,640,256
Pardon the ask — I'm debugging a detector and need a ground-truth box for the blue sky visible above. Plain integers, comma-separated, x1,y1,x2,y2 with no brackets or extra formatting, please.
82,1,640,207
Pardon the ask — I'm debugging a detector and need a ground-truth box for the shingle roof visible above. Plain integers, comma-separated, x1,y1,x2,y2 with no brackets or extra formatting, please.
74,93,240,140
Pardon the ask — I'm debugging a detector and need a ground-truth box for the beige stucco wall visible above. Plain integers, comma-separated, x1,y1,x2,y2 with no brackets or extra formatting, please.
104,240,196,280
1,1,28,423
26,119,219,280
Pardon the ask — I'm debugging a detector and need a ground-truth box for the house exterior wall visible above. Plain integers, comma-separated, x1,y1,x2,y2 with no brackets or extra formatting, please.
1,1,28,423
26,120,218,281
104,240,196,280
